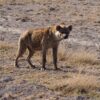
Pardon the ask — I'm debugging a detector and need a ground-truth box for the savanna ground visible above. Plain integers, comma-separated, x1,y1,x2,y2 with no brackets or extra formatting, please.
0,0,100,100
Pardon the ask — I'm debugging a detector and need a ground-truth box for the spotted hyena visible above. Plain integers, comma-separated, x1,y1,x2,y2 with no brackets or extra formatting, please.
15,23,72,70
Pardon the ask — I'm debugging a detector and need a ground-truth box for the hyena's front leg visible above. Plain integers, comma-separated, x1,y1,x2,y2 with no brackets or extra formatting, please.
41,46,47,70
41,35,48,70
52,46,58,70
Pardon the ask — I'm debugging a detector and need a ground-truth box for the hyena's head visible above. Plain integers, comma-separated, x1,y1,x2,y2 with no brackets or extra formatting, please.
55,23,72,41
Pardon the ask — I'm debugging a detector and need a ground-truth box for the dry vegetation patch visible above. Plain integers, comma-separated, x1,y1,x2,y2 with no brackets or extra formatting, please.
14,70,100,97
0,42,14,51
0,42,15,51
61,74,100,95
0,42,16,60
36,73,100,96
58,49,100,67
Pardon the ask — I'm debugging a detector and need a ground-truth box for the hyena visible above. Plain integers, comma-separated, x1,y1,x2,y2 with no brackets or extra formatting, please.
15,23,72,70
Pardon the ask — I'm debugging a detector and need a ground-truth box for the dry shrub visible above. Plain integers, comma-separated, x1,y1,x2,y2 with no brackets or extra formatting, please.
64,74,99,95
58,48,100,66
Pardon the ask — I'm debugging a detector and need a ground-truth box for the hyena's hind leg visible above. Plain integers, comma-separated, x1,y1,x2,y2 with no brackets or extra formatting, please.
15,40,27,68
27,47,35,68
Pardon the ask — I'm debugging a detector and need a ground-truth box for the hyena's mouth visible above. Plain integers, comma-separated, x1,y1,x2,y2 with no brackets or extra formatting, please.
57,34,66,41
64,35,68,39
55,31,67,41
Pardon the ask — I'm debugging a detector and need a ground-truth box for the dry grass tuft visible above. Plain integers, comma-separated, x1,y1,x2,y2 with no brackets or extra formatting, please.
0,42,16,58
62,74,99,95
58,49,100,66
0,42,13,51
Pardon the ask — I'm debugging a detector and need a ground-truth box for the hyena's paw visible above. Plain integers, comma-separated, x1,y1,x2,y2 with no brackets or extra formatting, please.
30,65,36,69
41,67,46,71
15,63,19,68
27,65,36,69
54,67,60,71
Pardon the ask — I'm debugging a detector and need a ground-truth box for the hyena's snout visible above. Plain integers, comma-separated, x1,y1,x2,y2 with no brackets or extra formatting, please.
55,31,64,40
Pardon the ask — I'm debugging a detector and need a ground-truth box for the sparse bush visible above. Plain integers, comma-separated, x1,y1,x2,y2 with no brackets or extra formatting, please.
58,48,100,66
62,74,100,95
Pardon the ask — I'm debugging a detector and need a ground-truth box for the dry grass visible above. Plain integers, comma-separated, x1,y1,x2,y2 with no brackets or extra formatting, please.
0,42,14,51
0,41,16,59
58,49,100,66
53,74,99,95
45,74,100,95
0,42,14,56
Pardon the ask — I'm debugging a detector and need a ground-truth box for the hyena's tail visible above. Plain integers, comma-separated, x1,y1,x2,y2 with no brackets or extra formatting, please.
15,38,27,68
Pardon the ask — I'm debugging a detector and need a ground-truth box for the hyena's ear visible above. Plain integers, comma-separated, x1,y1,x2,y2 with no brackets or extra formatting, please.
56,25,61,31
68,25,72,31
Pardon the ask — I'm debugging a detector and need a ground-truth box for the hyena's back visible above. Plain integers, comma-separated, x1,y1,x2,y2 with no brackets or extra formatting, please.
19,28,49,50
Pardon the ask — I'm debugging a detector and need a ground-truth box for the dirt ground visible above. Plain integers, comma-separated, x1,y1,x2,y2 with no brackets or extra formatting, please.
0,0,100,100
